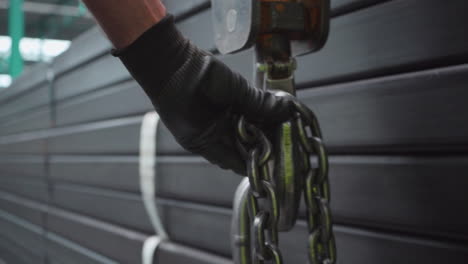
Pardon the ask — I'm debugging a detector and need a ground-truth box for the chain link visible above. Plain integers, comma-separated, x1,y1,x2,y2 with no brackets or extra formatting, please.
235,100,336,264
294,102,336,264
237,116,283,264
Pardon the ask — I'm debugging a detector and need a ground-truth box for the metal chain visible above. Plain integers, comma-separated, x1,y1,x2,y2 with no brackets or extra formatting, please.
235,100,336,264
293,102,336,264
236,116,283,264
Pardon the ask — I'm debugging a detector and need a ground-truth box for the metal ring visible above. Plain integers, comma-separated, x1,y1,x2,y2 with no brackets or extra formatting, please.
262,180,279,242
248,148,265,197
293,101,323,138
318,198,333,243
231,178,253,264
253,211,269,261
310,137,329,183
237,116,257,144
307,230,321,264
265,243,283,264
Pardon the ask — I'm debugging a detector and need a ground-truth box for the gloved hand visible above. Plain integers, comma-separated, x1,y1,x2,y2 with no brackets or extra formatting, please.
114,15,295,175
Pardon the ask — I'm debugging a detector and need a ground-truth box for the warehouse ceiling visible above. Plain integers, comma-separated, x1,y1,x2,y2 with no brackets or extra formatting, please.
0,0,96,86
0,0,95,40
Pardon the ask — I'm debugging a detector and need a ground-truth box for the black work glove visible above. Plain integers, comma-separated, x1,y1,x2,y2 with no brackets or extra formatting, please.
113,15,295,175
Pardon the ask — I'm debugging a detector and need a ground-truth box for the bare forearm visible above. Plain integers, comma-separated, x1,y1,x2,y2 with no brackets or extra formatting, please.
82,0,166,49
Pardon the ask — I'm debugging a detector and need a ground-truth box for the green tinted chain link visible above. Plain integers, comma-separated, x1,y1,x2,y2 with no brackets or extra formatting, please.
236,100,336,264
294,102,336,264
237,117,283,264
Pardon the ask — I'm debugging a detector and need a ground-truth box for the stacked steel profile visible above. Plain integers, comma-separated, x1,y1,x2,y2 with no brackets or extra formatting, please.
1,0,468,263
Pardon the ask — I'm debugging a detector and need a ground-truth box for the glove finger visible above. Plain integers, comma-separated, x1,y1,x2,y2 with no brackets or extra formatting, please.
200,119,247,175
185,131,246,175
240,90,296,124
200,142,246,176
180,111,247,176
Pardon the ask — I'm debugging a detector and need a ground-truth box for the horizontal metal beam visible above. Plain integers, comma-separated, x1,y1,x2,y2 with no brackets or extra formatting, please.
0,0,91,18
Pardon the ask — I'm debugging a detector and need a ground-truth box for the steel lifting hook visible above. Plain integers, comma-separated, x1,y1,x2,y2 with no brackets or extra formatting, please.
212,0,333,263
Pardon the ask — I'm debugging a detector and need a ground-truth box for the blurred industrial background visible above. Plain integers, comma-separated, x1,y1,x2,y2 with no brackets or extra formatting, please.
1,0,468,264
0,0,94,88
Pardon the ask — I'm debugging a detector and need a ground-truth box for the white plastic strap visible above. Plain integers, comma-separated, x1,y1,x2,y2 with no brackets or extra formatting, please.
142,236,163,264
139,112,168,264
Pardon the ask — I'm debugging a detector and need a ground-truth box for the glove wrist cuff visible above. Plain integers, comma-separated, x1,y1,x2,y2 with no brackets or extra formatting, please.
112,14,205,101
112,14,183,57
